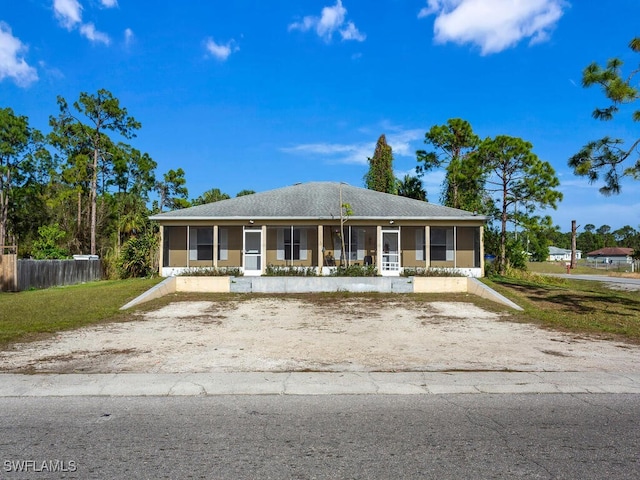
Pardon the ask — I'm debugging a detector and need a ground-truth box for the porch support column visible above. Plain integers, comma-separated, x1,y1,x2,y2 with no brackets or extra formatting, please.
479,225,485,275
158,226,165,275
424,225,430,269
261,225,267,275
186,226,191,269
213,225,218,269
376,225,382,273
317,225,323,273
454,225,457,269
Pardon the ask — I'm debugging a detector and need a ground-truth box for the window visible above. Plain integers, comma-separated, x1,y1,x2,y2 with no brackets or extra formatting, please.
277,227,307,261
430,227,454,261
189,227,213,261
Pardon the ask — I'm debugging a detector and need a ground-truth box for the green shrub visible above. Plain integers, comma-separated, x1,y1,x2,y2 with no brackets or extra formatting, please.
31,225,69,259
117,233,158,278
177,267,243,277
330,264,378,277
264,265,317,276
401,267,466,277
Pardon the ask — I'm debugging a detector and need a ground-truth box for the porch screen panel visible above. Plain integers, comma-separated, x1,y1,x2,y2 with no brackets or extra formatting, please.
218,228,228,261
189,227,213,261
356,229,365,260
416,228,425,261
277,227,309,261
431,227,454,262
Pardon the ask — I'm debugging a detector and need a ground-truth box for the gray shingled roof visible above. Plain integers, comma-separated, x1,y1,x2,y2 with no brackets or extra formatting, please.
150,182,486,221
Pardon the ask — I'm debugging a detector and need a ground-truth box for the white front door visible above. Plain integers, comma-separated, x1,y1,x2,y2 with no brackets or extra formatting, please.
243,228,262,276
381,229,400,276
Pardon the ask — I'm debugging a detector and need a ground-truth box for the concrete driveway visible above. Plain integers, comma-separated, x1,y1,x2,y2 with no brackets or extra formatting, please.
0,297,638,374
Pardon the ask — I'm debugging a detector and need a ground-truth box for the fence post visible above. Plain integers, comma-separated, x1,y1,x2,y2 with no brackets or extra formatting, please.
0,246,18,292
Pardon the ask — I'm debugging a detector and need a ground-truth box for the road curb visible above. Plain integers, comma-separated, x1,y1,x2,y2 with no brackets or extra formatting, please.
1,372,639,396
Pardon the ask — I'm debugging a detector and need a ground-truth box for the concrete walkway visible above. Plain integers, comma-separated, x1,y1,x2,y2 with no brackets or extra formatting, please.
2,372,639,396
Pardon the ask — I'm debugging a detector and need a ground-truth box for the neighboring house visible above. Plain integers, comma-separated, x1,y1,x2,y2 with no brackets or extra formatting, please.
586,247,634,265
150,182,487,277
548,246,582,262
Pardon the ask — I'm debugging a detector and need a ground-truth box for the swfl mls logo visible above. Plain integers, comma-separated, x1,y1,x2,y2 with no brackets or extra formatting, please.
3,459,77,473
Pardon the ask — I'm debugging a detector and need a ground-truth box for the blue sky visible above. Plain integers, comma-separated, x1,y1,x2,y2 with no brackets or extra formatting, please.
1,0,639,232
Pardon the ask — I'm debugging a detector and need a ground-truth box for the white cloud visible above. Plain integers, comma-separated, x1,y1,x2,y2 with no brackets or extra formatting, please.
386,129,424,157
0,23,38,87
124,28,134,45
282,142,370,164
340,21,366,42
282,128,424,165
205,38,238,61
418,0,567,55
289,1,365,43
53,0,83,30
53,0,112,45
80,23,111,45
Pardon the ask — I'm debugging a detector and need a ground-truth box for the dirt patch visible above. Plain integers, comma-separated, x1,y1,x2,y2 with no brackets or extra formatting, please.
0,298,638,373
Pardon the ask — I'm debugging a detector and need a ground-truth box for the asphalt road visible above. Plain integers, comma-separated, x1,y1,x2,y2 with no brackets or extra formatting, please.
1,394,638,479
552,273,640,290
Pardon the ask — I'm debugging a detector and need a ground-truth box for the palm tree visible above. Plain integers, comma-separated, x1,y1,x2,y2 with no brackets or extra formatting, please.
396,174,427,201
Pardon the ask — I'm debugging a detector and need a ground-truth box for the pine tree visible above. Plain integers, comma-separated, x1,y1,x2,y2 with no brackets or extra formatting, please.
364,134,396,194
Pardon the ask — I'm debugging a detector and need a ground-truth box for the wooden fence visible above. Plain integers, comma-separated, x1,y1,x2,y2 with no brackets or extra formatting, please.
15,258,103,291
0,246,18,292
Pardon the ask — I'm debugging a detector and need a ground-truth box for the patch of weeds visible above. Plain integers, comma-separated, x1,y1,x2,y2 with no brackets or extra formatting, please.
178,267,243,277
329,265,378,277
264,265,318,276
402,267,466,277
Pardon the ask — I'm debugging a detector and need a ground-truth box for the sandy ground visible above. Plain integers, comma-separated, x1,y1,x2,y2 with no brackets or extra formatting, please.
1,298,638,374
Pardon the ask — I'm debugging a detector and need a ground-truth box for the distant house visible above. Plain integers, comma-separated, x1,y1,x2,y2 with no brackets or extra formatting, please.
586,247,634,265
548,246,581,262
150,182,488,277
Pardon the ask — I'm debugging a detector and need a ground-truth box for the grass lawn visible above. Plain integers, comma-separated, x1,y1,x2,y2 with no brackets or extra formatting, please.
484,274,640,343
0,278,162,346
527,261,638,276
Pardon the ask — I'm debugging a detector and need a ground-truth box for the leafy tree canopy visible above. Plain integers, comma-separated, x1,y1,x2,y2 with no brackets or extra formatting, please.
396,174,427,201
416,118,484,211
192,188,230,206
569,37,640,195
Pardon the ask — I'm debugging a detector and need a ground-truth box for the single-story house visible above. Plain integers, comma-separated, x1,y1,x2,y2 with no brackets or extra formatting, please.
149,182,487,277
548,246,582,262
586,247,634,265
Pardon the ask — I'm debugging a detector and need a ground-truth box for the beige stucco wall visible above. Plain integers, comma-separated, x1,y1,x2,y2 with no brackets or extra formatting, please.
413,277,468,293
175,276,230,293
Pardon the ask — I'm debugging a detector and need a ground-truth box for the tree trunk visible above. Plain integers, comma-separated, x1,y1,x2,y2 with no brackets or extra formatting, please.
500,184,508,275
0,168,10,247
90,148,98,255
77,190,82,233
